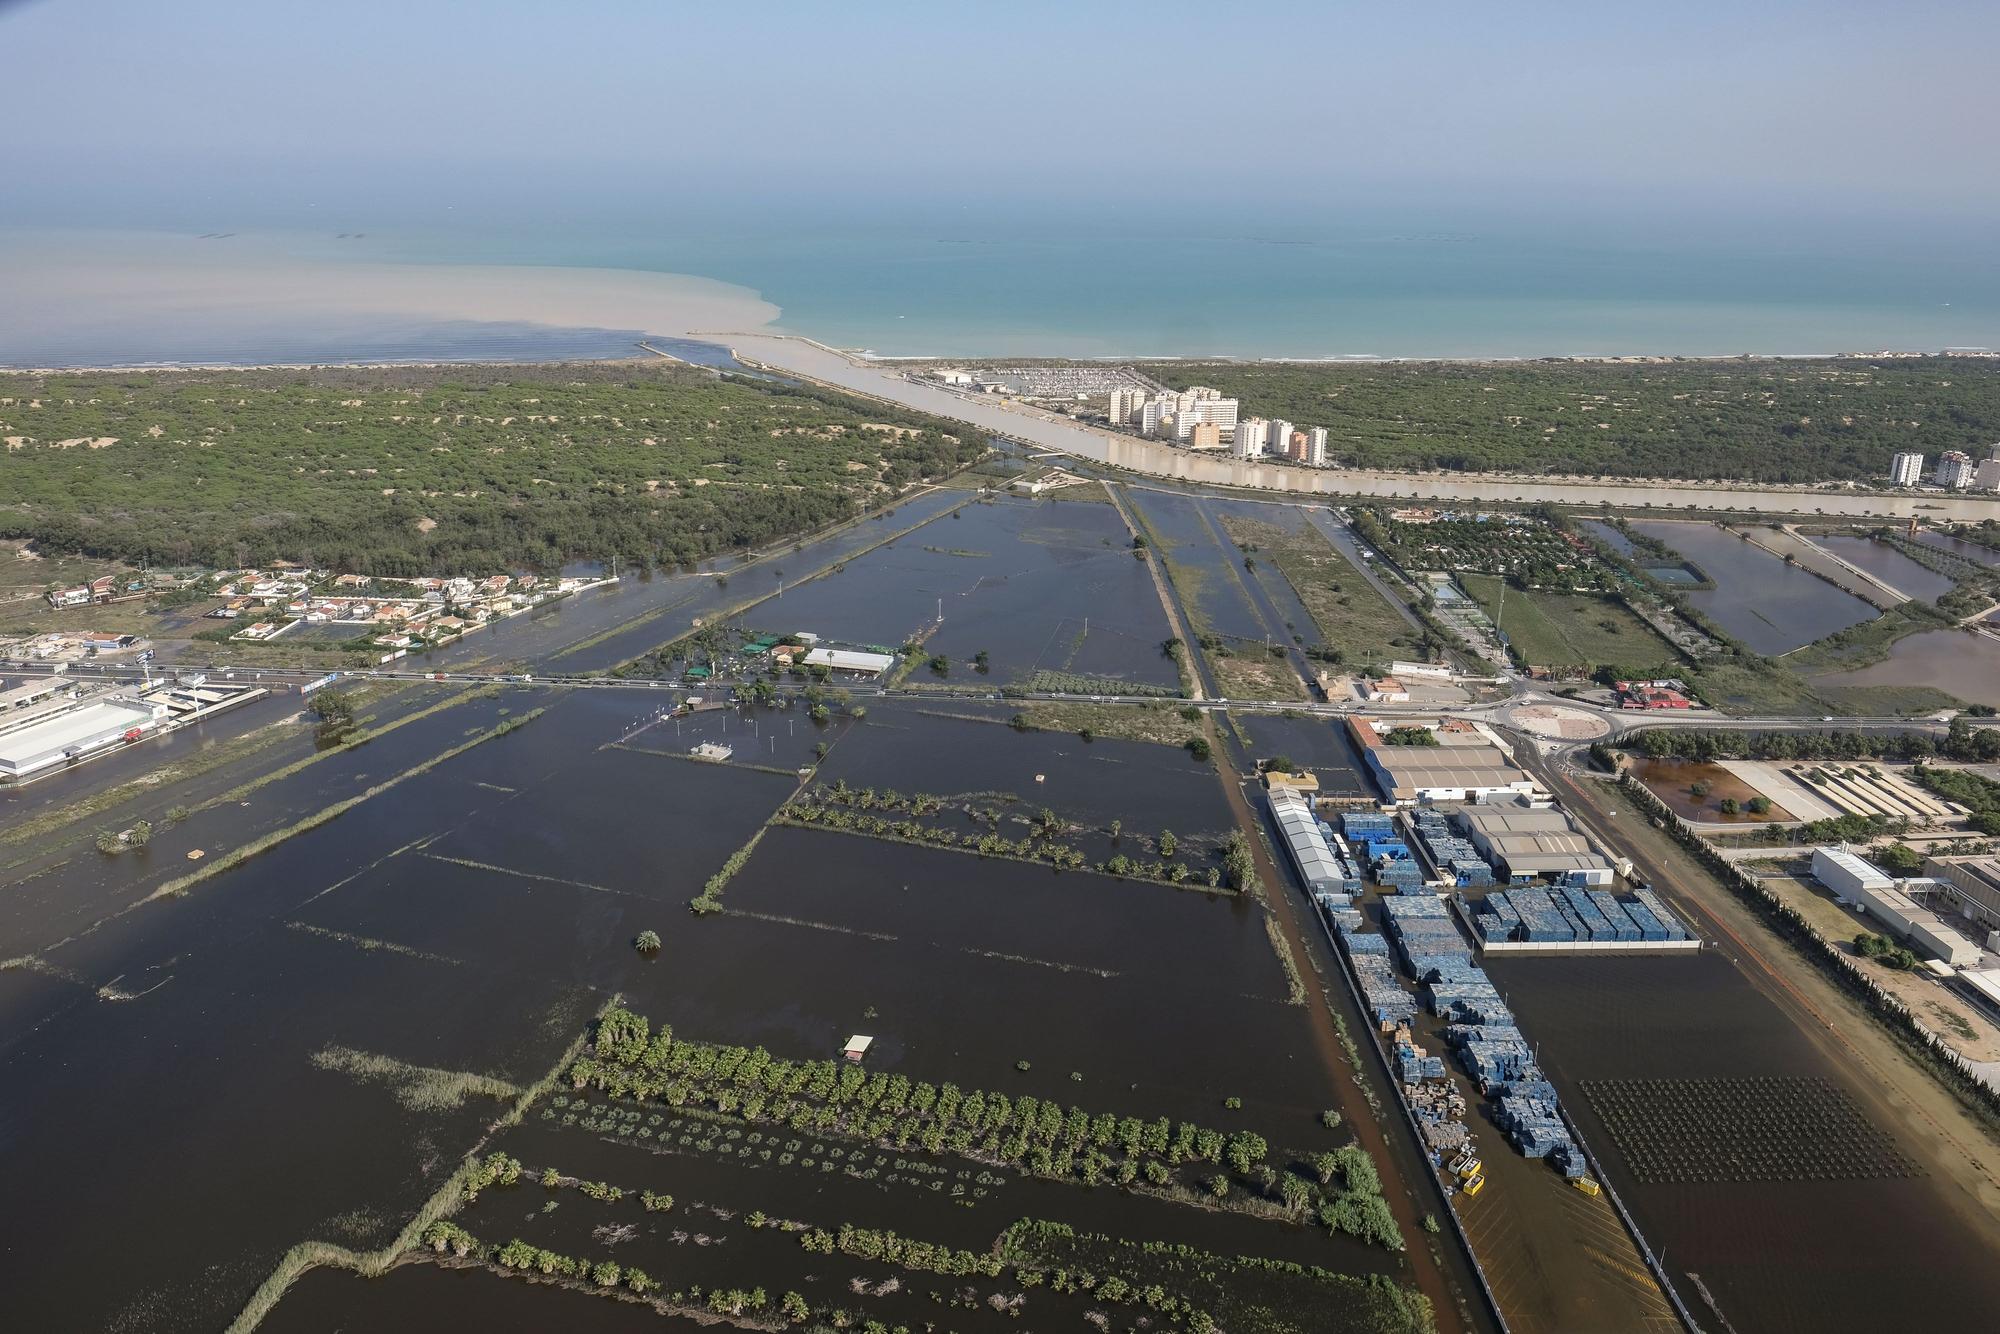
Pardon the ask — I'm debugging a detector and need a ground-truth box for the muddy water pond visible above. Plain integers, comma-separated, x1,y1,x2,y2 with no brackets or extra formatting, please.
1810,628,2000,708
1810,534,1957,602
1627,757,1790,823
1627,520,1878,653
1484,952,2000,1334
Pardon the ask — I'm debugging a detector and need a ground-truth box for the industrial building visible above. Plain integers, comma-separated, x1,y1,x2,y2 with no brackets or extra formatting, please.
1923,856,2000,938
0,694,167,781
1815,847,1984,966
1452,804,1612,885
1347,717,1538,804
1811,846,1894,902
802,647,897,676
1269,789,1353,903
1,677,73,712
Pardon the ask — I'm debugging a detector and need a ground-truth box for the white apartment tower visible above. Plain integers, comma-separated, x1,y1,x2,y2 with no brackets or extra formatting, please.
1935,450,1974,489
1308,426,1329,467
1108,389,1136,426
1140,401,1164,437
1234,418,1269,459
1889,451,1924,487
1268,420,1293,459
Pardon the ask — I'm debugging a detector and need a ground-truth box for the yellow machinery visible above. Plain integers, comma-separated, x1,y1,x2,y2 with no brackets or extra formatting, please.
1462,1172,1486,1197
1572,1176,1601,1197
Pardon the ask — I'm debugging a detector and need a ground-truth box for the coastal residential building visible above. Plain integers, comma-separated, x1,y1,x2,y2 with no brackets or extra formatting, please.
1934,450,1974,489
1269,419,1293,457
1285,429,1309,461
1234,418,1268,459
1977,455,2000,492
1189,422,1223,449
1185,397,1238,430
1889,451,1924,486
1108,388,1137,425
1308,426,1329,467
1140,401,1164,436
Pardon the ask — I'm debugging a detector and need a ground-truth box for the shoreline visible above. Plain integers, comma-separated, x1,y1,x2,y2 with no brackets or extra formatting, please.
9,343,1997,377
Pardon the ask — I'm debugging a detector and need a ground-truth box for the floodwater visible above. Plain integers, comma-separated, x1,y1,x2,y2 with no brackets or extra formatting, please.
1627,520,1878,654
1916,530,2000,570
1484,952,2000,1334
1810,534,1957,602
1,678,1438,1332
1811,629,2000,709
1126,489,1269,641
434,488,970,674
1232,713,1374,798
723,494,1179,688
1580,519,1637,557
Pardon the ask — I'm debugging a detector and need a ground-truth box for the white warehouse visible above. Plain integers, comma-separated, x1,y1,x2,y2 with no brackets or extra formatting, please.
1812,846,1893,903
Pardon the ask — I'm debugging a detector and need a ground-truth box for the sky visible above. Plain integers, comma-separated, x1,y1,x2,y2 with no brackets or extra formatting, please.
1,0,1996,234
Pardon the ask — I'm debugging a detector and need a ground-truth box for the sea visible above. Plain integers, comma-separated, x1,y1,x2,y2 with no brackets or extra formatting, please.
2,208,1997,366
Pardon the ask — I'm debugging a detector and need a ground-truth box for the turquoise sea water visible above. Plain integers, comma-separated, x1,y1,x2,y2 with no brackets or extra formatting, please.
3,212,1996,365
381,214,2000,359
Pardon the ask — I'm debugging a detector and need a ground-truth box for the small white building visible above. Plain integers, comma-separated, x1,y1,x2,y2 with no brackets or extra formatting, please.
842,1035,873,1062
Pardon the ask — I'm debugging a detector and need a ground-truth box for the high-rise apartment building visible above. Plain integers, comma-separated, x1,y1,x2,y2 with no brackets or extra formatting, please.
1935,450,1974,489
1234,418,1268,459
1189,422,1223,449
1889,451,1924,486
1308,426,1329,467
1140,401,1164,437
1108,388,1136,426
1268,420,1293,458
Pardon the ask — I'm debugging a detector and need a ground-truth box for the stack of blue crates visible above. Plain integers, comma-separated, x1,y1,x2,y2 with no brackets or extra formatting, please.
1631,887,1689,940
1557,887,1616,941
1349,951,1418,1028
1341,812,1396,842
1619,896,1668,942
1586,890,1641,942
1505,887,1578,942
1376,860,1425,891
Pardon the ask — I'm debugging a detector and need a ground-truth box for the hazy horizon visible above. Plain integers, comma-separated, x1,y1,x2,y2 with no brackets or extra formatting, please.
3,0,1997,230
2,0,1995,360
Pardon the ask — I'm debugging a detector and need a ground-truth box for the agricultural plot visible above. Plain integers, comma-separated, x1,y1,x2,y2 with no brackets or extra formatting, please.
1215,514,1427,671
1458,573,1678,672
1358,513,1612,591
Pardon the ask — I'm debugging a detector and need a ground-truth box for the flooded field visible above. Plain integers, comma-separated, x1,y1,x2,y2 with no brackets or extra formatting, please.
1810,534,1958,602
1916,529,2000,570
1626,757,1790,823
1627,520,1878,654
1810,628,2000,709
1483,953,2000,1334
721,494,1181,690
0,675,1449,1333
1127,489,1270,642
447,488,972,673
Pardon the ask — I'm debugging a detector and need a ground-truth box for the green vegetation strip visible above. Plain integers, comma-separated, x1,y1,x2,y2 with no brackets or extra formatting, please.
146,709,545,903
570,1007,1403,1250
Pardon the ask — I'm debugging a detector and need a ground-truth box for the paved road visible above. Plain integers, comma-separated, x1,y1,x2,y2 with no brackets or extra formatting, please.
699,332,2000,522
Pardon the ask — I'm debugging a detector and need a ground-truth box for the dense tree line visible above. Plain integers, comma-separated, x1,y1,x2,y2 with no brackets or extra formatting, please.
567,1008,1402,1250
0,363,982,574
1147,357,2000,482
1626,719,2000,765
